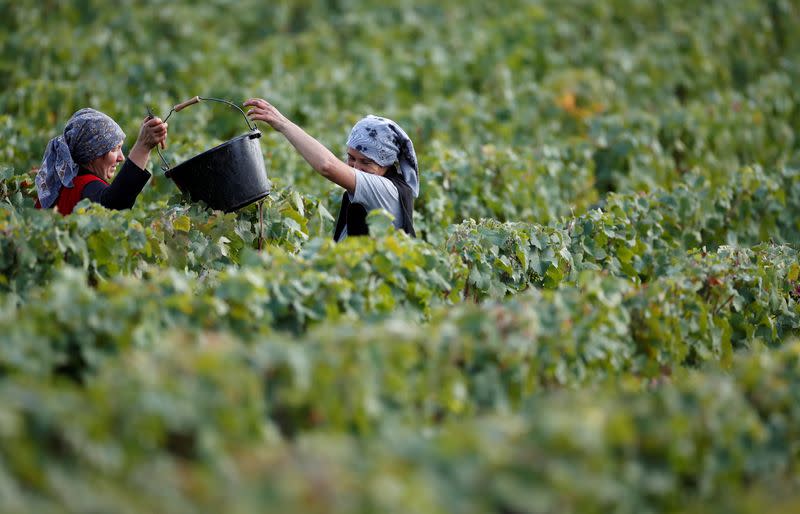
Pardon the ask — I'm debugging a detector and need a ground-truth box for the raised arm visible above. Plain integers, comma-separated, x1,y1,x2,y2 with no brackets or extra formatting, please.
128,116,168,171
244,98,356,194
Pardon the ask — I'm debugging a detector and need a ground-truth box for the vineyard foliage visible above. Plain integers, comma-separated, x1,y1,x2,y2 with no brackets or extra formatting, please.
1,0,800,512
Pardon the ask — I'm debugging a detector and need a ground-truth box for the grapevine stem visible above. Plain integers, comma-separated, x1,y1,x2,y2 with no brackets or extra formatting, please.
258,200,265,252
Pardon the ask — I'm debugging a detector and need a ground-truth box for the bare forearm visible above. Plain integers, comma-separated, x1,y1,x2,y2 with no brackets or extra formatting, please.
279,121,339,174
245,97,355,191
127,143,150,170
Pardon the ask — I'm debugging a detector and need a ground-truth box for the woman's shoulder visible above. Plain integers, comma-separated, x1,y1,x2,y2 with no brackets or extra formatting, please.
357,171,399,191
351,171,400,206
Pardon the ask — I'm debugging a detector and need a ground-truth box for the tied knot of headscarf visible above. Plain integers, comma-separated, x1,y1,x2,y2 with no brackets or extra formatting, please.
346,115,419,197
35,108,125,208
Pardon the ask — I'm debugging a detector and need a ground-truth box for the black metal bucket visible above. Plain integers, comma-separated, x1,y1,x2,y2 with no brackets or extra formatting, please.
159,97,271,212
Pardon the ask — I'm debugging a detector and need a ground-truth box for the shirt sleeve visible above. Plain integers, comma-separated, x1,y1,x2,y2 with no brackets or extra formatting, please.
349,171,400,215
81,159,151,210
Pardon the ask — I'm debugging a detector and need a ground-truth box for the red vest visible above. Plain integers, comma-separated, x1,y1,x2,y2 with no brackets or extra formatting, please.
35,174,108,215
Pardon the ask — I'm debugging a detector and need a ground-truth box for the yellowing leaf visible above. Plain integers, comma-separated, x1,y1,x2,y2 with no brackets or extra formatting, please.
556,91,604,119
557,91,577,111
174,215,191,232
788,263,800,283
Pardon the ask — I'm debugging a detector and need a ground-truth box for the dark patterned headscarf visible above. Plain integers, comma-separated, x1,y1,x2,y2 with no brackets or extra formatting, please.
346,115,419,197
36,108,125,208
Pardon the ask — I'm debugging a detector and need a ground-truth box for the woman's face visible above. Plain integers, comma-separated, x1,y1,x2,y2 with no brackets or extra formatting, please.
346,147,389,176
85,145,125,182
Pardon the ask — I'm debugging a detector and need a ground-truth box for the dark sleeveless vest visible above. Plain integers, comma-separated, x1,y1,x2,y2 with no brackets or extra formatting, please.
333,167,416,241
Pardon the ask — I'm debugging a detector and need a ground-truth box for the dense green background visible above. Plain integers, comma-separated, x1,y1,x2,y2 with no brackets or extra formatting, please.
1,0,800,512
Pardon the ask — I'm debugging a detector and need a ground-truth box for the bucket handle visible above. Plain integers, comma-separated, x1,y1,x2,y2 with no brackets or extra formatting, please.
149,96,259,173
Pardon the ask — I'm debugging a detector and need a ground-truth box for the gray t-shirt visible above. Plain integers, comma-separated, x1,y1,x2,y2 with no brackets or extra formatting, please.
336,170,403,241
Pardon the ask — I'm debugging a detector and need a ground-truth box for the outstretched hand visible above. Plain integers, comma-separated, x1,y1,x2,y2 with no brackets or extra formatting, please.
244,98,290,132
244,97,356,193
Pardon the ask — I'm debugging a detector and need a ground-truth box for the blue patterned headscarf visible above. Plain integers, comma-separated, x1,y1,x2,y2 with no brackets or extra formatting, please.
346,115,419,197
36,108,125,208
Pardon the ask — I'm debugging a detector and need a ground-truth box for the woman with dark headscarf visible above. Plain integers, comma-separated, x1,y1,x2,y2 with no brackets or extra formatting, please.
244,98,417,241
35,108,168,215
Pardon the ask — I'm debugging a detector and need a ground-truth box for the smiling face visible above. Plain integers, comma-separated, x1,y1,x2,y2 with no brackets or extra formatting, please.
84,145,125,182
346,147,390,176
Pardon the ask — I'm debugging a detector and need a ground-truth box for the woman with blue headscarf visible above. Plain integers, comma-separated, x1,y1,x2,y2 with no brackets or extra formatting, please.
35,108,168,215
244,97,417,241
